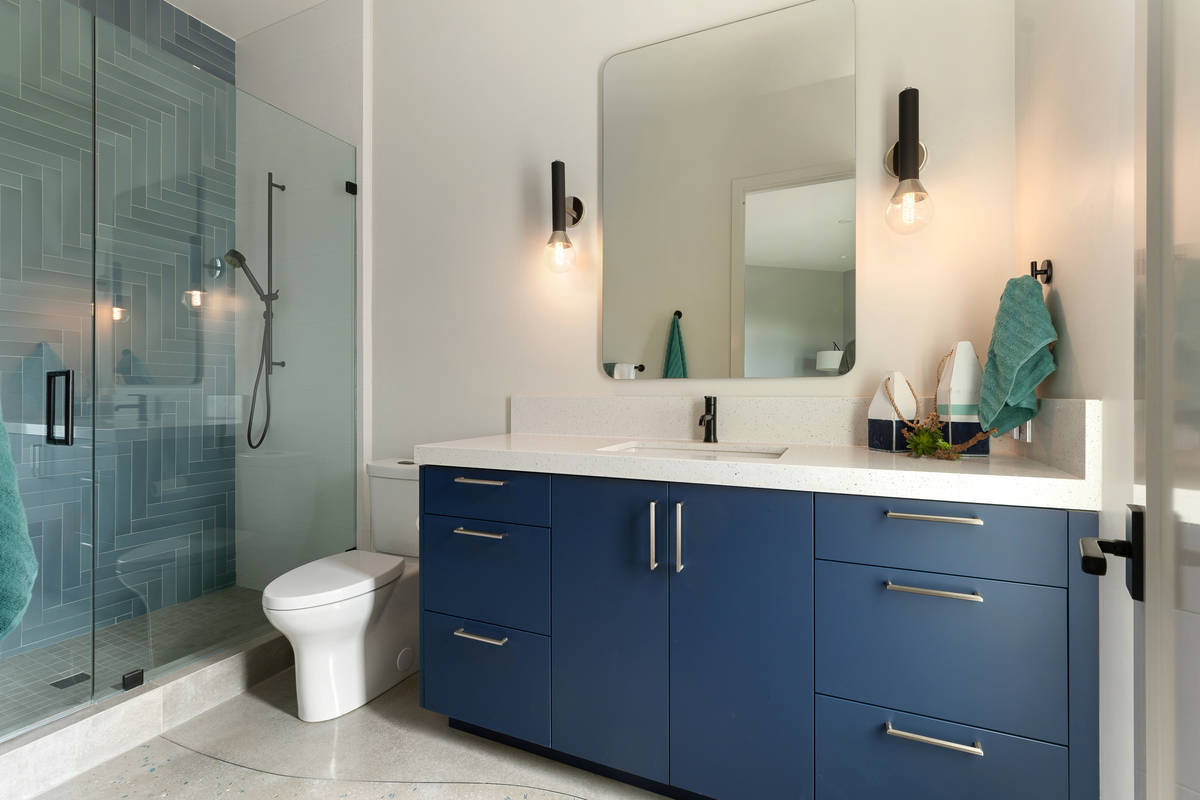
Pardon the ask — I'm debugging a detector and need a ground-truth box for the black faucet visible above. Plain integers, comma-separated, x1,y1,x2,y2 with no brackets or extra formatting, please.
698,396,718,443
114,393,149,423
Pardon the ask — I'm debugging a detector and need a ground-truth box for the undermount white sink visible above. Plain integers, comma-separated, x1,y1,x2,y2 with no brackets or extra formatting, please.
598,441,788,460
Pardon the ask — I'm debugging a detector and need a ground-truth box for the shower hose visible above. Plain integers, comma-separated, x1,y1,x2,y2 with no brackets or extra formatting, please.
246,312,272,449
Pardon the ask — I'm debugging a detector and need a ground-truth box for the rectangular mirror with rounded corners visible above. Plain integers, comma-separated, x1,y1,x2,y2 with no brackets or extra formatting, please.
601,0,856,379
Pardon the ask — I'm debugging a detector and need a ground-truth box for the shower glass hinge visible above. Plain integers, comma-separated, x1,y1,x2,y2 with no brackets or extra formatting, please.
345,181,358,195
122,669,144,691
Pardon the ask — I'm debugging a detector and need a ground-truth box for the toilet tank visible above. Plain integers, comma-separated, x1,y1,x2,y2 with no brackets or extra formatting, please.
366,459,420,557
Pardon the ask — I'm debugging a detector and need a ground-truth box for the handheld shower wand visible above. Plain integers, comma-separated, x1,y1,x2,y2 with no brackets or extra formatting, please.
228,173,286,449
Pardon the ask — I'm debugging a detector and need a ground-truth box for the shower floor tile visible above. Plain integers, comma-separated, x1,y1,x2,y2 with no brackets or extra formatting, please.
0,586,271,742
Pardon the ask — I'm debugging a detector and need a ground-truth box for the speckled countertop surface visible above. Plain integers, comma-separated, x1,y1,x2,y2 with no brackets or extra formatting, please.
414,433,1101,511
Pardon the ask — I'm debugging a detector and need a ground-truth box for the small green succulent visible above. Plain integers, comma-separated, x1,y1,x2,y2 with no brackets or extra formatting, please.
906,426,948,457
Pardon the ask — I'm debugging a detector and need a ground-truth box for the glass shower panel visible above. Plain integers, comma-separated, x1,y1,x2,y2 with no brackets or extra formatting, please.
91,18,257,692
232,91,356,590
0,0,96,740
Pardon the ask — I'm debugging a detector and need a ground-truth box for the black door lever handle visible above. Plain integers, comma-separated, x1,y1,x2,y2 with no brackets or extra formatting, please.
1079,504,1144,601
1080,538,1132,574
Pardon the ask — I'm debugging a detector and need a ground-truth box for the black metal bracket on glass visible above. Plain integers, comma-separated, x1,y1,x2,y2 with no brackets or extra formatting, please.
1079,504,1144,601
1031,259,1053,284
45,369,74,446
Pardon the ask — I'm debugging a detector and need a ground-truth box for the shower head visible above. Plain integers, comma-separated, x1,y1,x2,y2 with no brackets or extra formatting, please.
223,249,247,271
223,249,268,301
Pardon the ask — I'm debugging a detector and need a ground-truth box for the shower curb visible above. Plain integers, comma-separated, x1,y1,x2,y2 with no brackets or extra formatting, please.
0,631,293,800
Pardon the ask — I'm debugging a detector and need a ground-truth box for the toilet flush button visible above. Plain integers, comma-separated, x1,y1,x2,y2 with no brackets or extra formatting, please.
397,647,415,673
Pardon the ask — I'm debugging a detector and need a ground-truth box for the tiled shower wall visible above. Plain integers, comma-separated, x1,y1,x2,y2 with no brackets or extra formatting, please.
0,0,238,659
63,0,235,84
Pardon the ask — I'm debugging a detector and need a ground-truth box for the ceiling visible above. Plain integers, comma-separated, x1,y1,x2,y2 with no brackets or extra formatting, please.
744,178,856,272
168,0,327,40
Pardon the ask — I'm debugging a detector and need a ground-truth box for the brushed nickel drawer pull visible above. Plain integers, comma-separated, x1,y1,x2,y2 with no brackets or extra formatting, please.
886,580,983,602
886,722,984,756
453,527,507,540
454,477,509,486
453,627,508,646
650,501,659,571
675,502,684,573
886,511,983,526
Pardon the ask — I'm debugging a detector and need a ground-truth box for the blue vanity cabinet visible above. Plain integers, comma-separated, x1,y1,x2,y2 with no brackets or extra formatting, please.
667,483,813,800
420,466,1099,800
550,475,671,783
813,494,1099,800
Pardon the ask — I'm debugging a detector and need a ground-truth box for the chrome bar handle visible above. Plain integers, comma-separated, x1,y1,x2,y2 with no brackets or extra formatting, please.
885,722,984,756
675,502,684,573
453,627,508,646
649,501,658,570
886,511,983,526
453,527,507,540
455,477,509,486
886,581,983,603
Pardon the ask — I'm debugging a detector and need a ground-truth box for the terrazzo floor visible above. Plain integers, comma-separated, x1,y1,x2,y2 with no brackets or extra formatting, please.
0,587,270,742
32,670,667,800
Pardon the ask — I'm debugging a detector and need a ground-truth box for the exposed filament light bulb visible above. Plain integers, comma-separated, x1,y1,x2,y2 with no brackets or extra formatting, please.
885,178,933,234
544,230,576,274
181,289,206,308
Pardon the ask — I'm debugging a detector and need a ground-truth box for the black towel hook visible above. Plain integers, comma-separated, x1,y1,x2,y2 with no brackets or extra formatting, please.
1031,260,1053,284
674,310,683,319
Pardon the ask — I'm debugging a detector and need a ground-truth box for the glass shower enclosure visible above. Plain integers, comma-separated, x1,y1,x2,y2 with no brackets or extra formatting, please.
0,0,357,741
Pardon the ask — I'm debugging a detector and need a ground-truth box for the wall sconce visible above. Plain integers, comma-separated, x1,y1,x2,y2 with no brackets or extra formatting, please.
544,160,585,273
883,87,933,234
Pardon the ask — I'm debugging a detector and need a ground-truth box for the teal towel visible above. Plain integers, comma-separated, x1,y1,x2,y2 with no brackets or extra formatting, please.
0,412,34,641
979,275,1058,436
662,315,688,379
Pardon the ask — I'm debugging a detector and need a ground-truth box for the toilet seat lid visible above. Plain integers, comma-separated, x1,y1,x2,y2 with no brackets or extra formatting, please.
263,551,406,611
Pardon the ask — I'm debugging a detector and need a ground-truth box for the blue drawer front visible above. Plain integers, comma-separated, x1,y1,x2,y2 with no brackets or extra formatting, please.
424,466,550,527
815,493,1068,587
816,695,1068,800
421,513,550,635
421,611,550,746
815,560,1068,744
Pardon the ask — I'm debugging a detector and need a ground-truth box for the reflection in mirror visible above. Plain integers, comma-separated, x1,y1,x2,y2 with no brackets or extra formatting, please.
736,176,855,377
601,0,855,379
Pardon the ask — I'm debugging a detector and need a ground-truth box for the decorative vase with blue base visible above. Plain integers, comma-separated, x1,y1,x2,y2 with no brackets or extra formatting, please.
868,371,918,452
937,341,990,456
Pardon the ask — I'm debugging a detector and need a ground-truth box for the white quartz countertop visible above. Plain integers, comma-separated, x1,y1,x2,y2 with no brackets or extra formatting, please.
414,433,1101,511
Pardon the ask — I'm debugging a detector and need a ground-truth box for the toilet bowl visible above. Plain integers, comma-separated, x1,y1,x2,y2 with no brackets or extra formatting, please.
263,550,418,722
262,459,422,722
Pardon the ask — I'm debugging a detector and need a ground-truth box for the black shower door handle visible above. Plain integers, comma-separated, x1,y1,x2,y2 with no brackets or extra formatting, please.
45,369,74,446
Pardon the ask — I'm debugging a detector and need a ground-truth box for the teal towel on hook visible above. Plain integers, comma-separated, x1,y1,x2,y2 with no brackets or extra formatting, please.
0,410,34,641
663,315,688,379
979,275,1058,436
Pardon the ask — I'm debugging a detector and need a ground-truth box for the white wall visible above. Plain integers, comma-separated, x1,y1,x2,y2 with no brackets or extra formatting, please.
370,0,1018,459
1014,1,1137,797
744,266,845,378
235,0,373,548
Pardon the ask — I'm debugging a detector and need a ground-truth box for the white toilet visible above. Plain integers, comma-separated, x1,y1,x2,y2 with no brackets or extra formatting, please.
262,459,421,722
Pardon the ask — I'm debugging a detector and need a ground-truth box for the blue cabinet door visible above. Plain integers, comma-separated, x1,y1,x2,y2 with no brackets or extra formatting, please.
668,483,814,800
551,475,670,782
